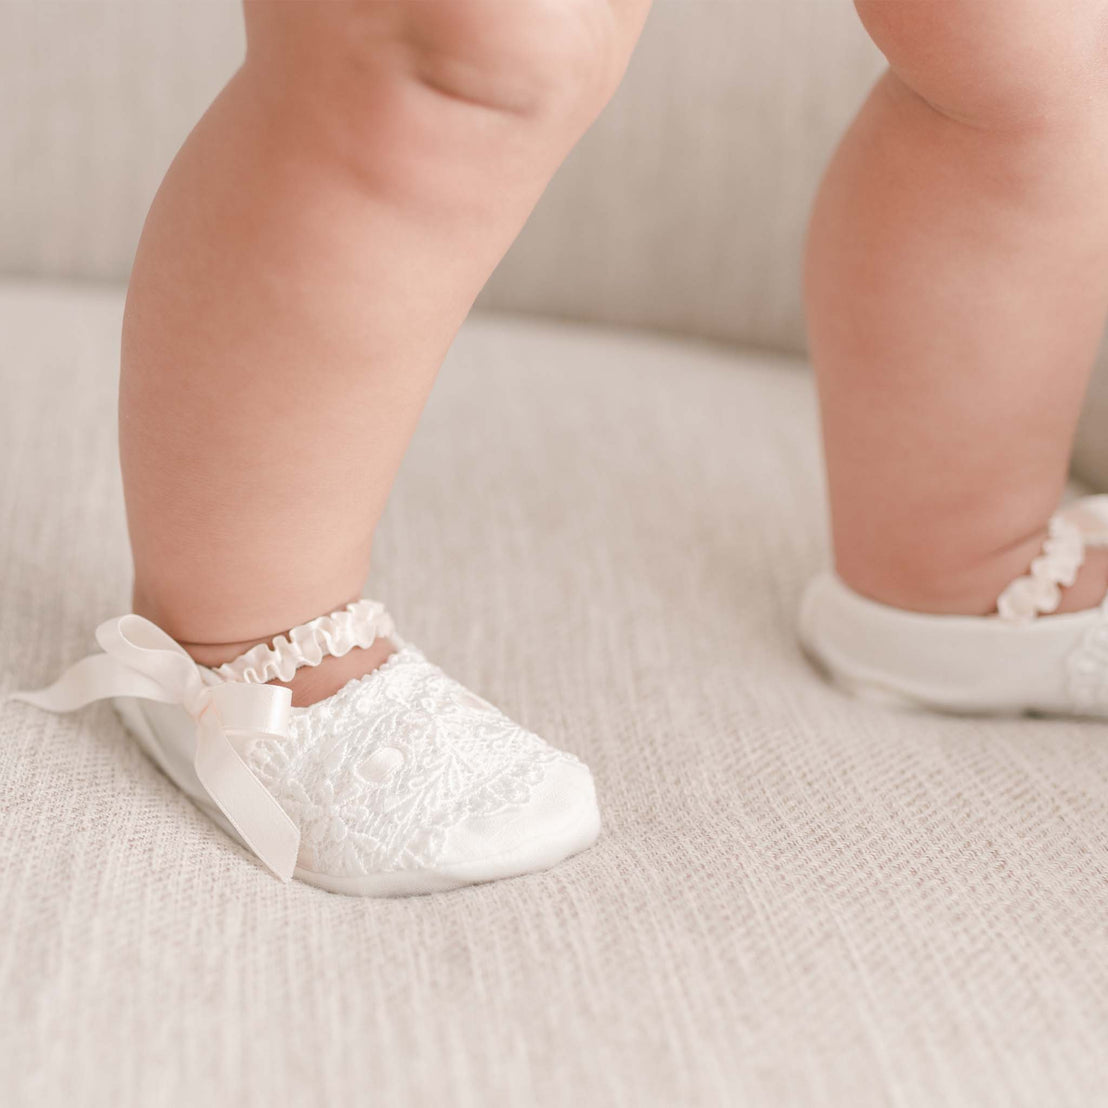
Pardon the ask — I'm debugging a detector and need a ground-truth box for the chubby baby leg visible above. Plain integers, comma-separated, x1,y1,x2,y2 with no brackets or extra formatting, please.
121,0,649,703
9,1,652,892
806,0,1108,616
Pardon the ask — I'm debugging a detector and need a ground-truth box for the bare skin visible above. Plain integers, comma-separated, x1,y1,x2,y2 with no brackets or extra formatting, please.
120,1,649,705
125,0,1108,711
807,0,1108,617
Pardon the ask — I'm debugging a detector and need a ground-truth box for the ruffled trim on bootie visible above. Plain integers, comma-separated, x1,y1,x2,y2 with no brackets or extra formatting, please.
212,599,397,685
996,515,1085,623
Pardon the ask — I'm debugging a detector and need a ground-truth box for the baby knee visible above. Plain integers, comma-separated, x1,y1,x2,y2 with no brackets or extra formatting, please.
245,0,627,126
855,0,1108,126
397,0,630,119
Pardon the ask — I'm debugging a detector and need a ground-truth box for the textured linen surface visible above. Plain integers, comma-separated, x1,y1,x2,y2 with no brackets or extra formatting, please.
3,282,1108,1107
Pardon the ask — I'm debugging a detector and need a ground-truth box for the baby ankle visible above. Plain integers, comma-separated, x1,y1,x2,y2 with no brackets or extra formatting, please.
1040,547,1108,615
266,639,397,707
173,599,399,707
837,521,1108,618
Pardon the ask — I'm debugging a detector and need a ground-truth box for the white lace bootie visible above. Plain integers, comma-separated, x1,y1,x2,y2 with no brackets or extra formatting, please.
798,495,1108,717
8,601,600,895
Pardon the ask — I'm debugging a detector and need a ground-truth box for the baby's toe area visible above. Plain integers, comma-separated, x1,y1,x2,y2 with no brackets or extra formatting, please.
435,758,601,884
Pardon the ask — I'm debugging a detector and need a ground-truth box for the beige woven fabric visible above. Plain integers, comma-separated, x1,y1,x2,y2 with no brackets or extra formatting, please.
3,281,1108,1107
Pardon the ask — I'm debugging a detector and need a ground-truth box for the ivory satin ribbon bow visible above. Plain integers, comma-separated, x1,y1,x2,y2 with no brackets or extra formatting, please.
8,614,300,881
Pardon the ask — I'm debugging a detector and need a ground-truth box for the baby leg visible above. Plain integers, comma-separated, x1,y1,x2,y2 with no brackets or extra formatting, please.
121,0,649,702
806,0,1108,615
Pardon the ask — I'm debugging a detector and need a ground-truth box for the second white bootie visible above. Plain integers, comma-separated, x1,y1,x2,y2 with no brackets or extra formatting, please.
798,496,1108,718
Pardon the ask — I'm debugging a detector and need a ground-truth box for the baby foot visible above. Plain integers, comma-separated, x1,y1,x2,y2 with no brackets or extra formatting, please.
9,599,600,894
799,495,1108,718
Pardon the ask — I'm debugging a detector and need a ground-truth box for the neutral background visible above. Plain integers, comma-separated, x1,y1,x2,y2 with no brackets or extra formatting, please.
5,4,1108,1107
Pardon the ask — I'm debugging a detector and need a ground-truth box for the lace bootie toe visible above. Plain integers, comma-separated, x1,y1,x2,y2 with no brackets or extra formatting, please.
799,495,1108,718
10,600,600,894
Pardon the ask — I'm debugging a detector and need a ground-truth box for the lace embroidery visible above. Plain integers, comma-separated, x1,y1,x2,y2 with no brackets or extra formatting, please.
212,599,396,685
241,647,575,875
996,516,1085,624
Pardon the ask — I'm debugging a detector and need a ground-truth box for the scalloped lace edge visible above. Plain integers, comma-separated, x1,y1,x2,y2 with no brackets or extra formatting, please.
212,599,398,685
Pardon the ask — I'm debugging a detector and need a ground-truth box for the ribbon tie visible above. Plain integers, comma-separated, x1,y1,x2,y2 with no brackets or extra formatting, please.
8,614,299,881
